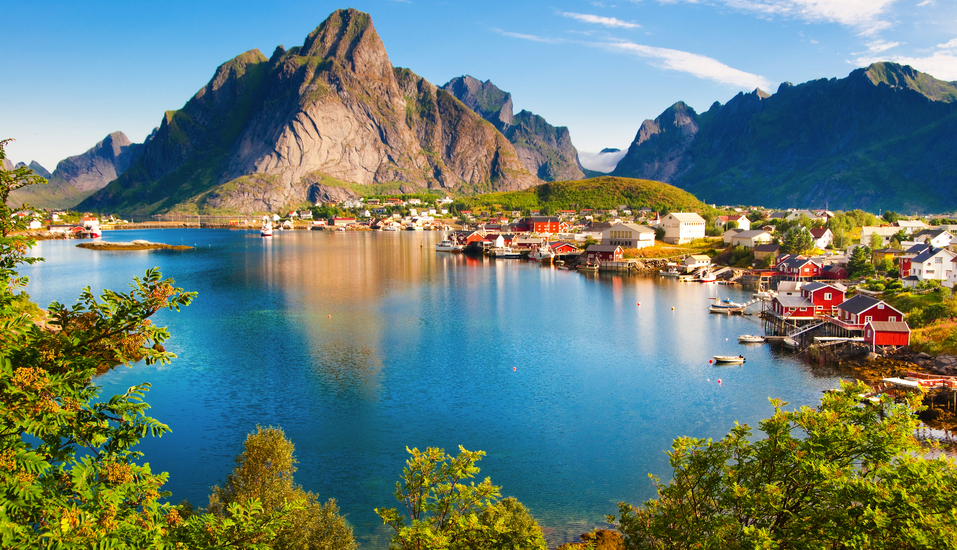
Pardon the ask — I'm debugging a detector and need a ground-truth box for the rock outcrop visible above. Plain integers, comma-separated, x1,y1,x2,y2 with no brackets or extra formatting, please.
9,131,146,209
442,75,585,181
80,9,539,215
612,62,957,212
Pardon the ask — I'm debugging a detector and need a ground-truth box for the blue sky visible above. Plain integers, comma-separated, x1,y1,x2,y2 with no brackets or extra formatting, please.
3,0,956,171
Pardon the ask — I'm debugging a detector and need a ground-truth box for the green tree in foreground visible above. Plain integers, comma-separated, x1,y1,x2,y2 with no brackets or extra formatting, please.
209,426,356,550
779,226,814,255
611,381,957,549
376,446,547,550
0,138,293,548
848,245,875,278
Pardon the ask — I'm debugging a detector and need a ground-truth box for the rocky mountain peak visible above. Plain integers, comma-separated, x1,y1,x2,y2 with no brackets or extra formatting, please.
859,61,957,102
300,8,392,80
442,75,513,127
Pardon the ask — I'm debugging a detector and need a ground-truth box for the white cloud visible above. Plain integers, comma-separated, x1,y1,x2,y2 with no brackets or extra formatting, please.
579,149,629,172
599,40,772,88
662,0,900,36
917,0,934,6
561,12,641,29
866,39,901,53
491,28,563,43
938,37,957,50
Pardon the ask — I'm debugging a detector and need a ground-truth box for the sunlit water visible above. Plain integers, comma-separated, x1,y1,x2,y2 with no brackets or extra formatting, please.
22,229,848,547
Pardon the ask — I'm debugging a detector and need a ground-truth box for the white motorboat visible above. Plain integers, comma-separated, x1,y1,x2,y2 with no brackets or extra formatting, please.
260,222,273,237
659,265,681,277
435,239,463,252
529,243,555,262
738,335,766,343
713,355,746,364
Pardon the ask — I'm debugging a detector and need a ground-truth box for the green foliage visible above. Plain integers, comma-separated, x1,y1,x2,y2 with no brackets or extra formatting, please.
612,381,957,549
869,231,884,249
728,245,754,268
376,446,546,550
780,226,814,255
209,426,355,550
882,210,901,223
0,139,292,548
848,245,875,278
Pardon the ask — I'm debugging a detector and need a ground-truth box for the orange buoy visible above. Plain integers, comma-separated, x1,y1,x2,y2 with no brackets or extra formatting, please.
637,302,641,306
513,367,516,371
328,314,331,319
718,379,722,384
709,359,713,364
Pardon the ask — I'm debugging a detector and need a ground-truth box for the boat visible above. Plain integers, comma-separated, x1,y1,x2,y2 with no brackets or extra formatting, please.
738,335,766,343
490,247,522,259
753,289,777,300
260,222,273,237
577,262,599,272
699,271,717,282
554,259,565,266
658,265,682,277
435,239,463,252
709,298,745,313
713,355,746,364
783,337,800,349
529,243,555,262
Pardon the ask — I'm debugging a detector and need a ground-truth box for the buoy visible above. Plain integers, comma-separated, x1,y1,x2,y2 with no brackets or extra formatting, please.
709,359,713,364
513,367,516,371
707,378,711,382
637,302,641,306
671,307,675,310
718,379,722,384
328,314,331,319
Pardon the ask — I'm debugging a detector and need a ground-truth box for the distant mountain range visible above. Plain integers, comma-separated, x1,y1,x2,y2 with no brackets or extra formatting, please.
612,62,957,213
9,132,146,209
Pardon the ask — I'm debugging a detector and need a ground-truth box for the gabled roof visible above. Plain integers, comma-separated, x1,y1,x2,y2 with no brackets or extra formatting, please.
613,223,655,233
779,256,819,269
753,244,781,253
912,247,954,264
528,216,561,223
586,245,623,252
802,281,843,293
836,294,899,315
776,295,814,309
809,228,831,238
904,243,931,255
666,212,706,223
732,229,771,239
769,211,789,219
866,321,910,333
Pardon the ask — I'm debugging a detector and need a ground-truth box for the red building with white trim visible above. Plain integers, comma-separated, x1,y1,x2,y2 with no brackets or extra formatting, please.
864,321,911,349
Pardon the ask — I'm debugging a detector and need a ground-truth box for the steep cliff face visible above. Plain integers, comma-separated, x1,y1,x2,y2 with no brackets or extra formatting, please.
80,9,538,215
612,63,957,212
442,76,585,181
9,131,145,209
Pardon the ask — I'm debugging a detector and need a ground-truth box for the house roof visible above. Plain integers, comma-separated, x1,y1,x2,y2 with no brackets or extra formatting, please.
904,243,931,255
613,223,656,233
802,281,843,293
836,294,891,315
912,247,954,264
777,281,805,293
666,212,706,223
732,229,771,239
779,256,819,269
809,228,831,238
872,247,902,254
867,321,910,333
769,211,789,219
753,244,780,253
688,254,711,261
528,216,561,223
776,295,814,309
723,228,745,236
586,245,623,252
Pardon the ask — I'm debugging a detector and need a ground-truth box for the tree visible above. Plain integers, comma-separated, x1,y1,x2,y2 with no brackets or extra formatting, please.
848,245,875,278
869,231,884,250
780,226,814,255
0,138,291,548
376,446,547,550
882,210,901,224
209,426,355,550
612,381,957,549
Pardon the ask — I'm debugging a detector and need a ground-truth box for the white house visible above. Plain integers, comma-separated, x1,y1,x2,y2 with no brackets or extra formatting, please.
809,228,834,249
730,230,773,249
895,219,927,234
860,226,901,247
723,227,745,245
682,254,712,271
661,213,706,244
913,229,954,249
906,247,957,287
785,210,827,224
715,214,751,231
601,223,656,249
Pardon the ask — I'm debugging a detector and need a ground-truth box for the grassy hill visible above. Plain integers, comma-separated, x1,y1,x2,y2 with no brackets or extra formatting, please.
454,176,710,214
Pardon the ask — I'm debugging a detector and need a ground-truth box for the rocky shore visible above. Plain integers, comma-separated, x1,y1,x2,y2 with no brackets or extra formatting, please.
76,240,193,251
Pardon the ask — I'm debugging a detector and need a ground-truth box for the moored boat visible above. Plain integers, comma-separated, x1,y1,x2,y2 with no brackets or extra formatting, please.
577,262,599,272
659,265,681,277
260,222,273,237
529,243,555,262
713,355,746,364
435,239,463,252
738,334,766,343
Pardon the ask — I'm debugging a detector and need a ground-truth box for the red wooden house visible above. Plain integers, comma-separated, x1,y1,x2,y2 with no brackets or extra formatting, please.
830,295,905,330
451,230,486,246
776,256,822,279
800,281,846,316
864,321,910,350
822,265,848,280
549,242,579,254
770,294,817,320
584,245,622,263
521,216,563,233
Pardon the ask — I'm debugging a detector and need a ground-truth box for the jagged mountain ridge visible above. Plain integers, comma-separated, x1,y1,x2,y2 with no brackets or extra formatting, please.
612,62,957,212
79,9,538,215
442,76,585,182
9,132,146,209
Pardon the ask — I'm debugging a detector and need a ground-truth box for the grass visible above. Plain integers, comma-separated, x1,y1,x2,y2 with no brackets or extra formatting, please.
911,320,957,355
622,238,722,259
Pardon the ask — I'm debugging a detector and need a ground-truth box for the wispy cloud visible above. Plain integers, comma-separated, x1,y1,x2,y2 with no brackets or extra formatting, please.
491,28,563,43
917,0,934,6
660,0,900,36
600,40,771,88
561,12,641,29
866,39,901,53
854,37,957,80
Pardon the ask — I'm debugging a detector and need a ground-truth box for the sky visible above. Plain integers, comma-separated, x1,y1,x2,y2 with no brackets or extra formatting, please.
3,0,956,171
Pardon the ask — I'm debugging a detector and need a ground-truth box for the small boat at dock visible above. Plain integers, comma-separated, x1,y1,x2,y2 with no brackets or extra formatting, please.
435,239,463,252
713,355,746,364
738,335,765,343
260,222,273,237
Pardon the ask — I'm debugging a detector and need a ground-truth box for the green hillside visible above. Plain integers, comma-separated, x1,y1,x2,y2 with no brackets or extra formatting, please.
454,176,709,214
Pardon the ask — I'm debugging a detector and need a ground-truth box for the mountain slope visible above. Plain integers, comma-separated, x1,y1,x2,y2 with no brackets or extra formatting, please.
442,76,585,181
9,132,145,209
80,9,538,215
612,62,957,212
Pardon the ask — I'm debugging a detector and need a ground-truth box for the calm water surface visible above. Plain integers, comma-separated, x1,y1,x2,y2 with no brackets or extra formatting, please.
23,229,847,547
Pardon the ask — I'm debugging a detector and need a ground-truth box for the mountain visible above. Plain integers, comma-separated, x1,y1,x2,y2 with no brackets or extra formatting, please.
442,76,585,182
612,62,957,213
16,161,52,179
79,9,539,215
8,132,146,209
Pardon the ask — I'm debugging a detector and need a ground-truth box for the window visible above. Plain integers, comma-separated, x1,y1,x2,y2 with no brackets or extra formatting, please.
865,316,873,323
878,304,884,309
889,316,896,322
824,293,832,300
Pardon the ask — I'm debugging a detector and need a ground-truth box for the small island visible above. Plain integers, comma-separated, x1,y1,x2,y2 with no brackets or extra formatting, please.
76,240,193,251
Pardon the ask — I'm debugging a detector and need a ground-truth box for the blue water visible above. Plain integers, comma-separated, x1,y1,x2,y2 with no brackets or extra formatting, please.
22,229,846,546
